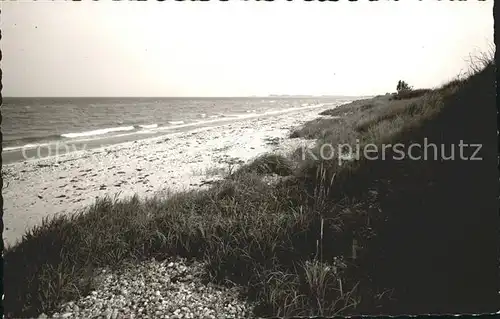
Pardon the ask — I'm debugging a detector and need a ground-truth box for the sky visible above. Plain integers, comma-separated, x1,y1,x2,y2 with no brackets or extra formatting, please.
0,1,494,97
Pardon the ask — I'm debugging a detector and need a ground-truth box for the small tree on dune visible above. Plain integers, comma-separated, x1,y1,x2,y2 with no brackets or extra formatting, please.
396,80,413,93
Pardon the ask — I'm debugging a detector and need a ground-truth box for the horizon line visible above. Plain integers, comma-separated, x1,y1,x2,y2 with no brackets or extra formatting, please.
2,95,371,99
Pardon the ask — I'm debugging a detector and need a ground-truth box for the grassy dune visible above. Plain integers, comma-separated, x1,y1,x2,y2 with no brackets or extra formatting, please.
4,60,497,317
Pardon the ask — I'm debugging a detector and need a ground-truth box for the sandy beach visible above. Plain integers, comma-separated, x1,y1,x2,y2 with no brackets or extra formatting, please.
2,103,346,247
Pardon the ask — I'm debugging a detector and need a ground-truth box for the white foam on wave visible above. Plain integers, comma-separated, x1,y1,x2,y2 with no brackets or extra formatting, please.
154,101,344,133
61,126,135,138
137,129,154,134
138,124,158,129
168,121,185,125
3,143,50,152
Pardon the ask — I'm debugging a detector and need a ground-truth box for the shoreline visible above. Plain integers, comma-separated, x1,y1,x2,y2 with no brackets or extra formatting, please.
2,102,345,165
2,102,350,247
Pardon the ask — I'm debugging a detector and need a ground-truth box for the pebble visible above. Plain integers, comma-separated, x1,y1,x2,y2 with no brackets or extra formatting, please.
47,257,254,318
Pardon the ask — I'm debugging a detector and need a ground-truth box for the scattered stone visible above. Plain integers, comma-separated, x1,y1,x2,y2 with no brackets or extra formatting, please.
47,258,253,318
55,194,66,198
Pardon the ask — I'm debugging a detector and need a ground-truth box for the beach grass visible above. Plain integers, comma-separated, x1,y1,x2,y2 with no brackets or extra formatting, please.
3,57,497,317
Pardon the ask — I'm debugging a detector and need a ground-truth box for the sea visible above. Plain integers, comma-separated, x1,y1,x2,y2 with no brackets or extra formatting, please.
1,97,354,164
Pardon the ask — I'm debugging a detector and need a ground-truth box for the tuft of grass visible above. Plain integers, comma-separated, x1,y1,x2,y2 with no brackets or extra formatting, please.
390,88,432,100
233,154,295,177
2,169,14,189
290,117,346,140
204,165,229,177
